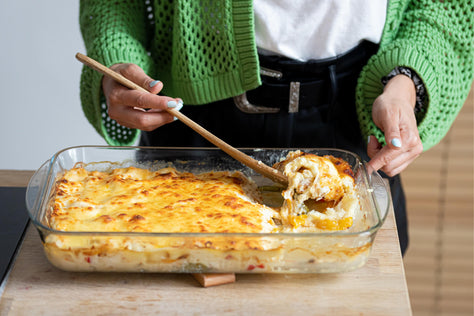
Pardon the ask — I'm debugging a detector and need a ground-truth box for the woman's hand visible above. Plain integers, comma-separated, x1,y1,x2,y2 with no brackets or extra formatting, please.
102,63,182,131
367,74,423,176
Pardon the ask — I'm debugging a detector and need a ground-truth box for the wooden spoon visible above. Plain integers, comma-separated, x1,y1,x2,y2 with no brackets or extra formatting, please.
76,53,288,186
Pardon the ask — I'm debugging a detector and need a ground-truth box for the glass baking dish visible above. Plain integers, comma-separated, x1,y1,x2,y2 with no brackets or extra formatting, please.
26,146,390,274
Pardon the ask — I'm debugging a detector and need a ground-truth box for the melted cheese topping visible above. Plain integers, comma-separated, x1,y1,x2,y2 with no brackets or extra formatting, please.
273,151,358,231
50,166,279,234
49,151,359,241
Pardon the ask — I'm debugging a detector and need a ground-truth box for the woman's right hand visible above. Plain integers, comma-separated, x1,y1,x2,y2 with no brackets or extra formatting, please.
102,63,182,131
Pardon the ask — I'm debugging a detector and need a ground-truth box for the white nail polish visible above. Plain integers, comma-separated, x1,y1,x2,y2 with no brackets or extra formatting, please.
391,138,402,148
167,100,177,108
174,103,183,112
149,80,160,87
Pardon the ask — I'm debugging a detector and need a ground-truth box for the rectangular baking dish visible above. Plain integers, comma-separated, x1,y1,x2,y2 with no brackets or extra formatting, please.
26,146,390,273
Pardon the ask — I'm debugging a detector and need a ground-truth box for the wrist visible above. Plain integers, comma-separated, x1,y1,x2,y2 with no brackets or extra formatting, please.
381,66,427,114
383,74,417,109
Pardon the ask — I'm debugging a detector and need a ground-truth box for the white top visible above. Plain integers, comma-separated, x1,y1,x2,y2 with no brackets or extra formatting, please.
254,0,387,61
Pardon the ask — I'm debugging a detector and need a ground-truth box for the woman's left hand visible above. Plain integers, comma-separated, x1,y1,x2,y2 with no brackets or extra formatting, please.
366,74,423,176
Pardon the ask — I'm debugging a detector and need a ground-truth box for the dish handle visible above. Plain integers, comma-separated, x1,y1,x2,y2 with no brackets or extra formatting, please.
368,170,391,223
25,160,51,218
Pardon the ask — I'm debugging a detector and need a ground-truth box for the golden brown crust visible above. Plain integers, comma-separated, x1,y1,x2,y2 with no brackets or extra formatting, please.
49,151,359,241
50,166,279,234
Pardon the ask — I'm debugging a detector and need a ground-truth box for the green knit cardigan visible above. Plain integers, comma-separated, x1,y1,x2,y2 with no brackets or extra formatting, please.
79,0,474,149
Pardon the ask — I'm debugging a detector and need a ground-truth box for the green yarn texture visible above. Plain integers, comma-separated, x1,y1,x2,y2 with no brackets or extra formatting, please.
79,0,474,149
356,0,474,151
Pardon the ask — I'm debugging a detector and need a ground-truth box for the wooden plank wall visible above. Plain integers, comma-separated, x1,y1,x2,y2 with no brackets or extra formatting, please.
402,83,473,315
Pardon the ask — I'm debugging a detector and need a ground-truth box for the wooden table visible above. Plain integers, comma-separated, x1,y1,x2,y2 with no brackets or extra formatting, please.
0,170,412,315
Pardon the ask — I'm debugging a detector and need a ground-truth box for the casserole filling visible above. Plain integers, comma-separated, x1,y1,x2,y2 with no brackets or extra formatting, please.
43,151,368,272
49,151,358,236
273,151,358,231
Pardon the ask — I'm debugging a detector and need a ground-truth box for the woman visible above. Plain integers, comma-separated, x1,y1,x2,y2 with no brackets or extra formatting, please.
78,0,474,255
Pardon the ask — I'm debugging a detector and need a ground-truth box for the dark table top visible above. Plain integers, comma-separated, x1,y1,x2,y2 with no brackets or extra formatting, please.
0,187,29,288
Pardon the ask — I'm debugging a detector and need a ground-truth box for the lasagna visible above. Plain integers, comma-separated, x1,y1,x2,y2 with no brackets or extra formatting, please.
43,151,369,273
273,151,358,231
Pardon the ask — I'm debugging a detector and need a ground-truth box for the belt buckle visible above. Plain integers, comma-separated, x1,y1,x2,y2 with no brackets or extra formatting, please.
233,92,280,114
233,67,300,114
288,81,300,113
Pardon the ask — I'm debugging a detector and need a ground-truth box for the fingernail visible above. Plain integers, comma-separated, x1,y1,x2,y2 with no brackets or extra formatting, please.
391,138,402,148
172,103,183,121
367,136,371,144
149,80,160,87
167,100,177,108
174,102,183,112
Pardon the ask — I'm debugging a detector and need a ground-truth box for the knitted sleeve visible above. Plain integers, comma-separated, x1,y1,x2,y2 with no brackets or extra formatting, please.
356,0,474,151
79,0,154,145
152,0,260,105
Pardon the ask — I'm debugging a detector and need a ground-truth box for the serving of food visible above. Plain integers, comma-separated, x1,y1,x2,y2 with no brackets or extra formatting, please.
274,151,359,232
26,146,389,273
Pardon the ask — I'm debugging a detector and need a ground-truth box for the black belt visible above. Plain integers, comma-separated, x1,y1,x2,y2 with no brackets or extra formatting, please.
233,40,378,113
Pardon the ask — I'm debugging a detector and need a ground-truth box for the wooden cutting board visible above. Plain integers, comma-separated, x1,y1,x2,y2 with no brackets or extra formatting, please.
0,171,412,315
